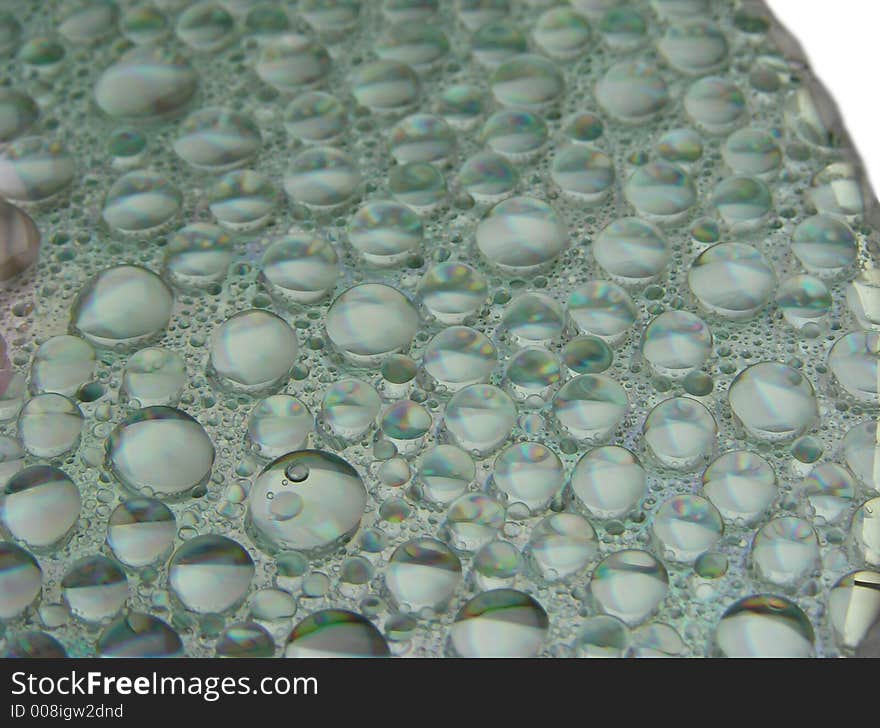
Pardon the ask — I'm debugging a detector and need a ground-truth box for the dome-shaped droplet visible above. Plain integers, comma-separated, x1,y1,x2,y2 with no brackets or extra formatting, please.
502,293,565,345
658,21,728,75
326,284,418,365
423,326,497,392
284,146,361,209
643,396,717,469
493,442,564,514
800,463,855,525
102,171,181,234
173,108,261,171
684,76,746,133
72,265,173,349
348,199,422,267
176,2,235,52
418,444,475,506
751,517,819,588
444,384,516,456
642,311,711,378
475,196,568,275
459,152,518,201
0,89,38,142
714,594,814,658
450,589,548,657
246,395,313,460
490,54,564,108
29,335,95,397
828,332,880,405
776,275,832,330
169,535,254,613
259,233,339,306
596,61,668,122
571,446,646,519
2,465,80,549
216,621,275,658
591,549,668,625
121,348,186,407
728,362,817,441
444,493,505,552
418,262,488,324
701,451,777,525
284,609,389,657
551,145,614,203
567,281,638,345
255,34,331,92
829,571,880,653
594,217,670,285
17,393,84,458
320,379,381,441
481,109,547,159
95,46,198,120
0,200,40,281
0,136,74,203
0,541,41,619
164,223,233,290
107,406,215,499
652,494,723,563
97,613,182,657
208,169,278,230
249,450,367,554
389,114,456,165
351,60,420,112
61,555,128,622
386,537,462,613
528,513,598,581
209,309,299,392
842,421,880,493
688,243,775,319
107,497,176,568
553,374,628,442
624,162,697,221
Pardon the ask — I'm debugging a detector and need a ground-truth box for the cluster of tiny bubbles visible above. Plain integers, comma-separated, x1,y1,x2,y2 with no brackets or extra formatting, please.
0,0,879,659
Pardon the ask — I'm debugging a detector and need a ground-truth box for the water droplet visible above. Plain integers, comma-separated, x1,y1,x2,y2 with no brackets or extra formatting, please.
386,537,462,614
209,309,299,392
643,397,716,469
594,217,669,285
95,46,198,120
107,406,215,499
326,284,418,365
591,549,668,626
652,494,723,563
728,362,817,441
247,395,313,460
169,534,254,613
97,613,182,657
2,464,80,550
689,243,775,319
18,394,84,458
714,595,813,657
284,609,389,657
528,513,598,580
0,541,41,618
61,555,128,623
107,498,176,567
444,384,516,456
701,451,777,525
571,445,646,519
249,450,367,553
450,589,548,657
553,375,628,443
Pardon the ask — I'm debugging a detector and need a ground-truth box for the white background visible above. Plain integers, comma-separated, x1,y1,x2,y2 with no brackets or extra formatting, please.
768,1,880,190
